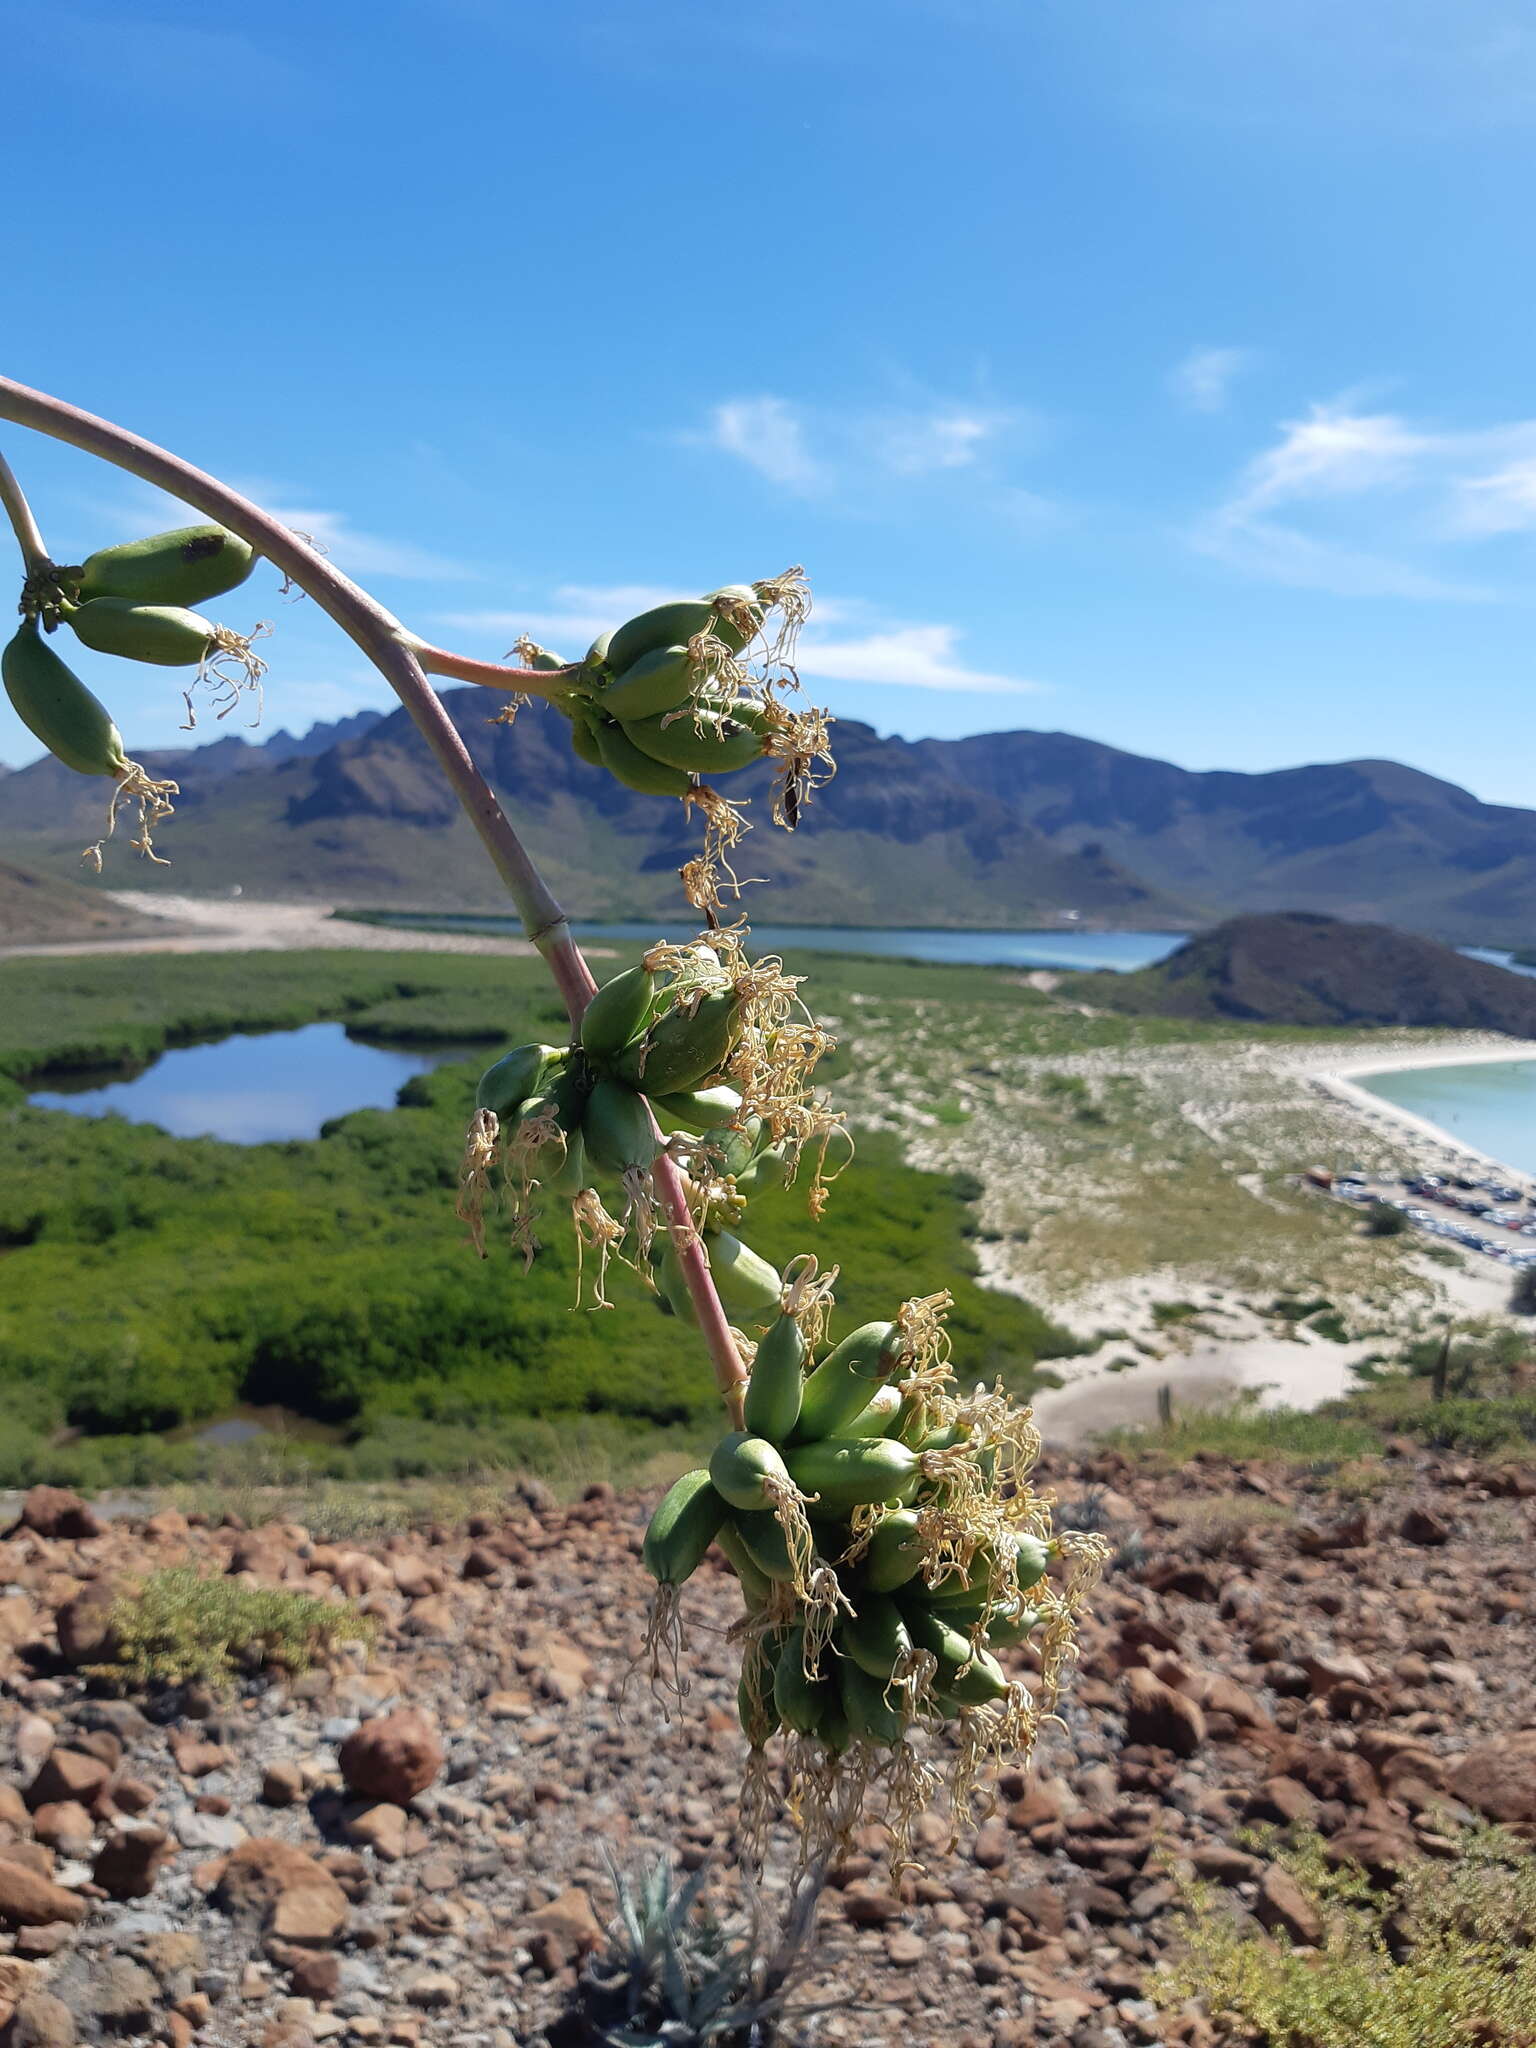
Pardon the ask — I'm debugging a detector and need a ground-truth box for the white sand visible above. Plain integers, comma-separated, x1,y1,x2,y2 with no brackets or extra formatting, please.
1307,1040,1536,1195
0,892,584,961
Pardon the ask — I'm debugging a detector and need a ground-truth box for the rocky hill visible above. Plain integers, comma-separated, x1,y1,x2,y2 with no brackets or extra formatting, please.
0,1452,1530,2046
0,860,168,947
3,701,1536,940
1079,911,1536,1033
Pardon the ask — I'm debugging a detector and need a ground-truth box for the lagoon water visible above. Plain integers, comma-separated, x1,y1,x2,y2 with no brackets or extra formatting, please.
376,912,1190,973
1359,1059,1536,1178
29,1022,479,1144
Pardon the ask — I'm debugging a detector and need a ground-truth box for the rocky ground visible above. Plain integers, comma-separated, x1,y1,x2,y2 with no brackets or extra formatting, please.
0,1453,1532,2048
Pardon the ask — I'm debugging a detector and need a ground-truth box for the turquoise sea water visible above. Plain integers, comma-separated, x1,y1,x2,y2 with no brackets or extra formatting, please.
1358,1059,1536,1177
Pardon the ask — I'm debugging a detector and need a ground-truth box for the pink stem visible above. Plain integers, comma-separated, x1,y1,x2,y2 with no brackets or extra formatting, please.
0,373,751,1415
414,643,582,693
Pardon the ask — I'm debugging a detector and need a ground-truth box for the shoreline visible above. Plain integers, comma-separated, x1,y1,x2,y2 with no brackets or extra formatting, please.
1306,1039,1536,1193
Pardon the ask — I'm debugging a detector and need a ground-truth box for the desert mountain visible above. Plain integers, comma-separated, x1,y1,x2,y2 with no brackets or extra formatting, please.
0,697,1533,941
1080,911,1536,1033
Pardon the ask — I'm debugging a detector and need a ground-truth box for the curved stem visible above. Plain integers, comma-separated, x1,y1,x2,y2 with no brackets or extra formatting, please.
0,372,749,1414
410,641,584,696
0,448,51,575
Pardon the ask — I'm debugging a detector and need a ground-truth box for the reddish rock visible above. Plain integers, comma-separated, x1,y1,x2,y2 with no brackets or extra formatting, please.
1400,1505,1450,1547
54,1584,118,1667
338,1709,443,1805
9,1989,78,2045
1448,1730,1536,1823
215,1840,349,1944
12,1488,101,1541
29,1805,93,1856
525,1885,606,1960
1123,1669,1206,1757
1300,1649,1374,1698
1191,1845,1263,1885
25,1750,110,1812
1325,1825,1415,1880
260,1763,304,1809
343,1803,408,1861
93,1825,172,1901
169,1731,232,1778
1256,1864,1323,1946
0,1859,87,1929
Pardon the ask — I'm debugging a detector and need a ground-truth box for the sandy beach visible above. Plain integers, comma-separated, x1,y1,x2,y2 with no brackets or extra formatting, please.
0,892,550,960
1307,1039,1536,1194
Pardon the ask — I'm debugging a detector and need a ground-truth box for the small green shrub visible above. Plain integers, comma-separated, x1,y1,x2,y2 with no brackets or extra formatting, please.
1365,1200,1407,1237
1161,1829,1536,2047
91,1568,373,1692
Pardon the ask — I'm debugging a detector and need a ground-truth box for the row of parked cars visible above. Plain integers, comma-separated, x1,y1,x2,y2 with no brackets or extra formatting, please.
1333,1168,1536,1268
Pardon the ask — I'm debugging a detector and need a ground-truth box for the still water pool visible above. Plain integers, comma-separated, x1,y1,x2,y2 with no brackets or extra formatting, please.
28,1021,482,1144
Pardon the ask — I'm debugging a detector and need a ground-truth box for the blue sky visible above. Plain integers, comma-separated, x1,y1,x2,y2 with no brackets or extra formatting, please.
3,0,1536,803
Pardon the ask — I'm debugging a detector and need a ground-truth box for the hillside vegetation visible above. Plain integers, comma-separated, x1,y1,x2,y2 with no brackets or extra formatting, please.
0,949,1081,1490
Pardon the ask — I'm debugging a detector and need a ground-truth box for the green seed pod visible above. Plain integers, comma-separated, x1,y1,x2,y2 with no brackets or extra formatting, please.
584,629,613,673
834,1383,903,1438
545,1124,589,1201
773,1625,832,1737
475,1042,564,1120
649,1082,743,1133
783,1437,922,1509
567,703,605,768
980,1599,1042,1649
900,1602,1007,1703
840,1593,912,1682
580,1077,657,1177
704,1231,782,1322
579,965,659,1062
616,990,743,1097
926,1531,1052,1607
714,1519,774,1609
694,1113,762,1180
656,1231,780,1326
742,1308,805,1442
794,1322,901,1442
838,1656,907,1747
76,523,256,607
733,1140,792,1200
66,598,216,667
3,623,127,778
606,598,747,678
642,1469,727,1586
730,1509,800,1583
861,1509,925,1593
708,1431,796,1513
621,707,766,775
601,644,700,721
525,647,567,672
591,715,695,796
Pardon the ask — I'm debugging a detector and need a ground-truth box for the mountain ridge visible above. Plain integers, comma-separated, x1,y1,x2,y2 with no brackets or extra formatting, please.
0,696,1532,942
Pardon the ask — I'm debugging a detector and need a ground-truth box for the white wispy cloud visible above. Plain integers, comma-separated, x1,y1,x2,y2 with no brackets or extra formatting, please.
693,390,1031,499
1170,346,1253,413
706,399,824,491
438,591,1039,695
796,624,1041,694
1193,399,1536,598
